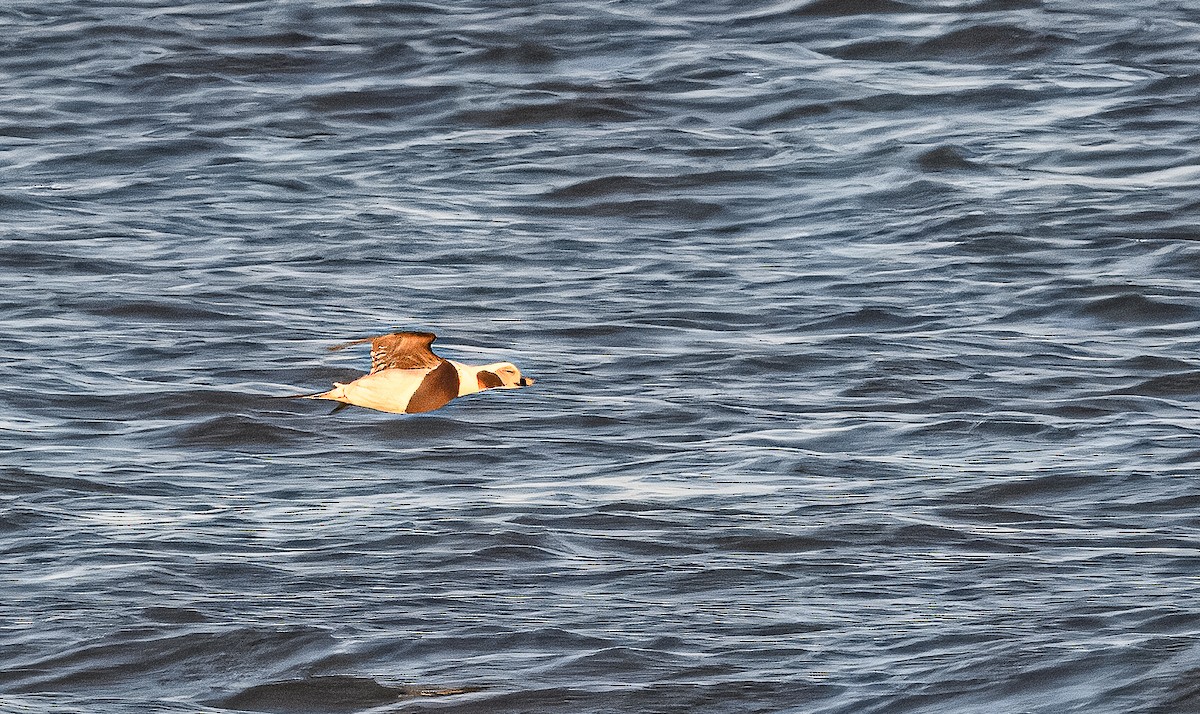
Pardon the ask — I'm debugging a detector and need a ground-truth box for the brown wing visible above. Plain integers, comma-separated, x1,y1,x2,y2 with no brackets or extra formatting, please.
328,331,444,373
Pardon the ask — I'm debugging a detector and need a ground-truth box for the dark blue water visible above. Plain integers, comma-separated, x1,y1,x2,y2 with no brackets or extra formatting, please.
4,1,1200,712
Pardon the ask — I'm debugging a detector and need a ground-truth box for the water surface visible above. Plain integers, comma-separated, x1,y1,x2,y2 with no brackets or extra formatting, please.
3,1,1200,712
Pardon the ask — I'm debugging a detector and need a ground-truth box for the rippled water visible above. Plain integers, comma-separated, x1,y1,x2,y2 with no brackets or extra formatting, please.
4,1,1200,712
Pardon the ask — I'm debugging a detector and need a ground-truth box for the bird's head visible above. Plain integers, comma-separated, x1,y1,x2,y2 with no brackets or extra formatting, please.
477,362,534,390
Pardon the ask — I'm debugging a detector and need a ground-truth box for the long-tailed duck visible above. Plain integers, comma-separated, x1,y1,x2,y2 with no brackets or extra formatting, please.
302,331,533,414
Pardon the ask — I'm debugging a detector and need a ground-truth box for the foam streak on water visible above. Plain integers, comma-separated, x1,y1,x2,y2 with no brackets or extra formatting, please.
3,1,1200,712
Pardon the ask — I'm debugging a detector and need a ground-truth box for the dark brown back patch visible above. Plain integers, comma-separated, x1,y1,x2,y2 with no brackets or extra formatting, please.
477,370,504,390
405,361,460,413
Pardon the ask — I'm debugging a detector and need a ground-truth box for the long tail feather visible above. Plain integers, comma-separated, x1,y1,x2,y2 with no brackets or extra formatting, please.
277,390,331,399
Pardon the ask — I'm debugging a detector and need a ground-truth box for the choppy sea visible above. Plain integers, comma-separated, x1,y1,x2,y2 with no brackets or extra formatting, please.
4,1,1200,712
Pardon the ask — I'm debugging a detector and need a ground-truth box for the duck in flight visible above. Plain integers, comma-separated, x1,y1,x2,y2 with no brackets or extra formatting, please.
301,331,533,414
